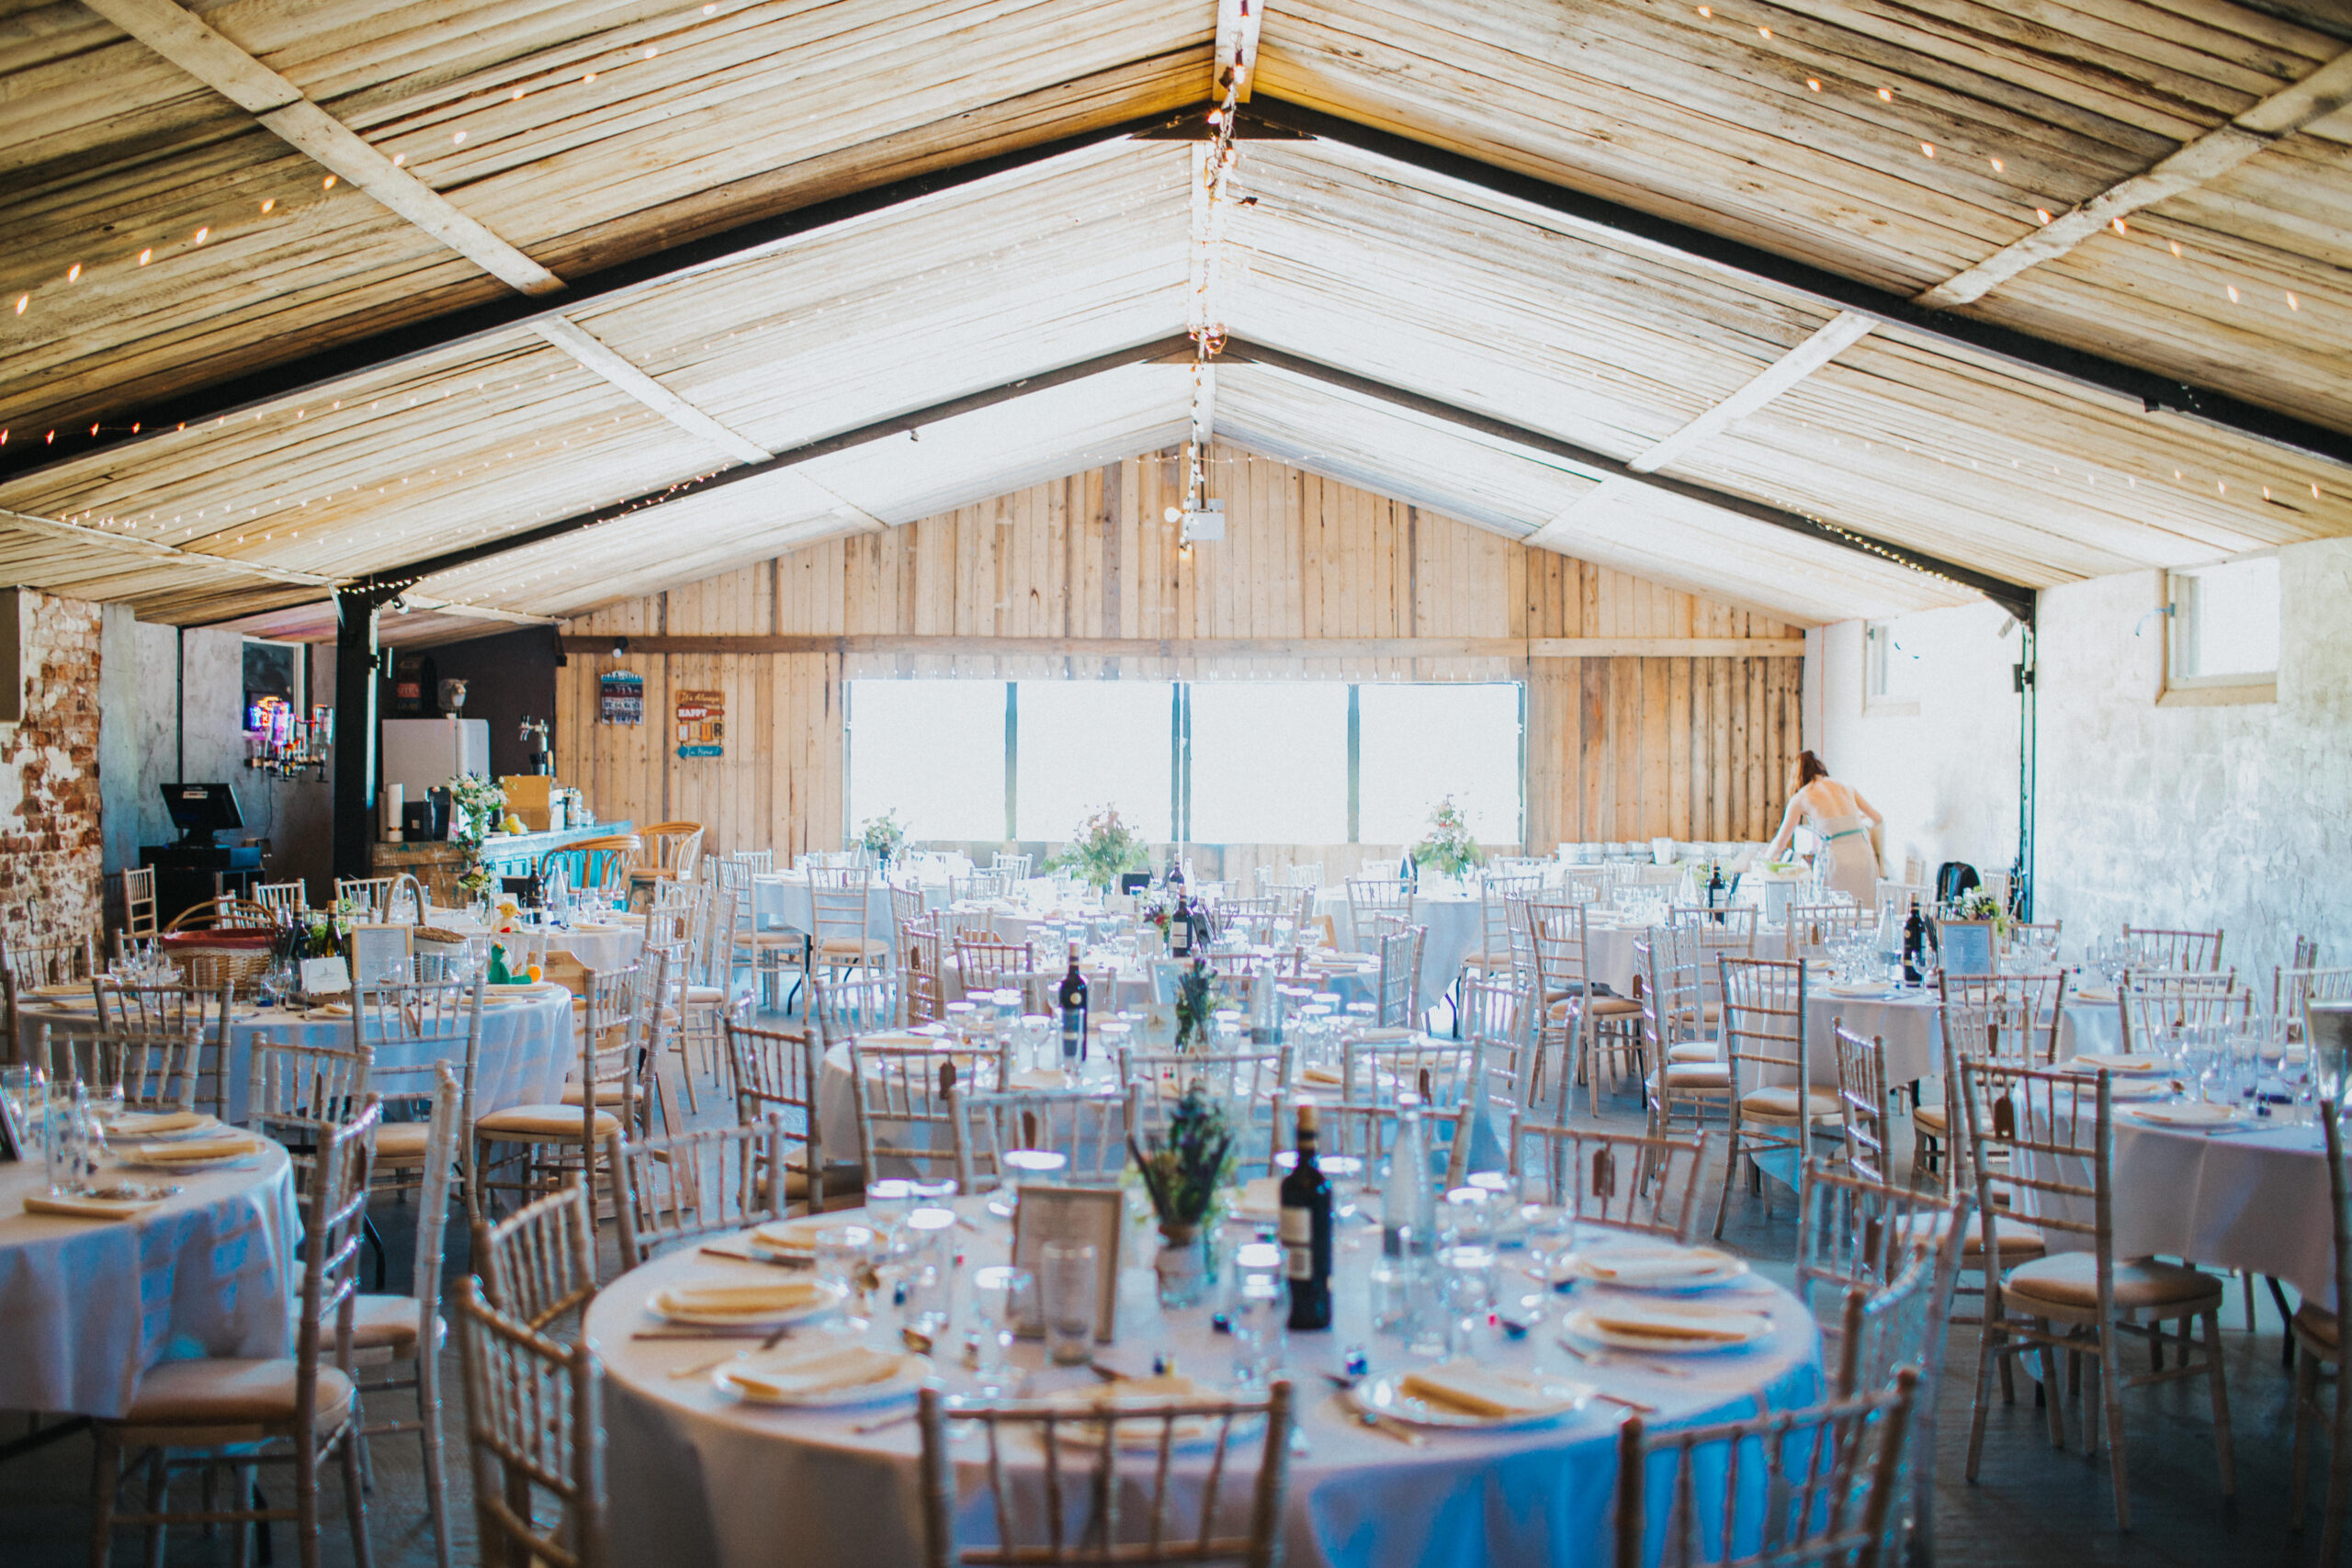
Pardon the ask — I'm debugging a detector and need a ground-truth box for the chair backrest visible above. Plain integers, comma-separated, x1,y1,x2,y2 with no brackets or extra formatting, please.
456,1274,606,1568
642,821,706,881
1346,877,1412,945
1669,905,1759,953
917,1381,1293,1568
1638,927,1709,1064
1611,1368,1919,1568
246,1036,374,1185
1374,924,1423,1028
1955,1060,2109,1277
2279,965,2352,1035
1459,976,1526,1107
989,852,1033,883
729,848,775,875
1795,1157,1967,1399
1786,901,1871,962
849,1038,986,1179
1719,956,1807,1088
479,1178,600,1334
2122,923,2223,973
1874,878,1931,913
1342,1033,1475,1111
253,879,308,915
1477,872,1542,961
1509,1118,1710,1241
610,1118,791,1266
120,866,160,935
335,876,396,918
396,1065,463,1345
1292,1100,1475,1192
1526,899,1591,1012
889,882,929,930
1829,1021,1891,1184
294,1096,379,1438
900,920,946,1025
949,871,1011,906
950,1086,1136,1192
2118,968,2248,1051
1122,1047,1290,1169
723,1010,825,1202
953,937,1035,996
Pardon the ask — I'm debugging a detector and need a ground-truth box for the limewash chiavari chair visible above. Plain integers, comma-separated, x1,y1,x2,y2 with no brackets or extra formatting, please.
948,1085,1136,1192
120,865,161,935
455,1275,607,1568
1829,1020,1893,1184
899,919,946,1026
1507,1118,1710,1242
952,936,1035,1000
1786,900,1871,964
2291,1099,2352,1560
1713,956,1834,1239
1912,970,2067,1181
1122,1045,1290,1171
849,1035,1001,1184
888,880,929,931
609,1118,793,1267
726,1006,856,1213
1373,924,1423,1030
810,866,890,1024
2281,965,2352,1042
351,1064,461,1568
718,855,798,1010
1345,875,1412,953
1458,975,1526,1112
349,974,485,1211
334,875,396,918
1639,930,1732,1143
3,931,98,1065
252,879,307,915
478,1177,600,1335
1957,1061,2233,1529
1611,1364,1919,1568
916,1380,1294,1568
245,1037,373,1194
2116,967,2248,1053
2122,923,2224,973
89,1099,381,1568
1460,870,1541,989
1279,1100,1474,1191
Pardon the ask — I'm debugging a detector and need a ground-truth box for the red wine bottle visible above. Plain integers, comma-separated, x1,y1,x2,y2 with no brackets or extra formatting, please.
1282,1105,1333,1330
1057,941,1089,1065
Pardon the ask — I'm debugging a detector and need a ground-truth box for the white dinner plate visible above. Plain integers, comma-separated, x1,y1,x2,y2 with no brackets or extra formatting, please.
713,1347,929,1407
1043,1382,1263,1450
1563,1302,1773,1354
2070,1052,2167,1075
1556,1244,1750,1293
745,1217,836,1260
648,1279,846,1328
1351,1368,1590,1429
121,1137,267,1170
2127,1101,2243,1127
2104,1076,2182,1101
1820,983,1896,998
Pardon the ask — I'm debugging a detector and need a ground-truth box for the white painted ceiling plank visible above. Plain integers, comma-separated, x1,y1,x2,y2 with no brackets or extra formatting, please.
529,317,774,466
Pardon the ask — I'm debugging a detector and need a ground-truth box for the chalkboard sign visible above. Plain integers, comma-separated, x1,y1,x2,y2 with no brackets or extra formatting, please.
1937,919,1996,978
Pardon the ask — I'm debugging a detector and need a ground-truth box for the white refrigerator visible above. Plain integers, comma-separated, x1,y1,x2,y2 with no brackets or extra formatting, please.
379,717,490,807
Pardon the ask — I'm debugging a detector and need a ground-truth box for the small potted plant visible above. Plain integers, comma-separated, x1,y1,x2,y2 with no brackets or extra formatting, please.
1413,794,1486,889
1046,804,1148,891
1128,1083,1236,1306
858,808,907,873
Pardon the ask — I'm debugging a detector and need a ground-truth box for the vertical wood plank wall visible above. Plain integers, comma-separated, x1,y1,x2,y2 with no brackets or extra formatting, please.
556,446,1805,863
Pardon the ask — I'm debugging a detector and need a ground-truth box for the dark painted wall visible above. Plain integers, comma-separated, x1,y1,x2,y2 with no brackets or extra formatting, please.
378,627,562,781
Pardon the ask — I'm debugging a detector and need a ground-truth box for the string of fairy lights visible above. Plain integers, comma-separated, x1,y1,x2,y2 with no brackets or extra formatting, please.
0,0,2341,606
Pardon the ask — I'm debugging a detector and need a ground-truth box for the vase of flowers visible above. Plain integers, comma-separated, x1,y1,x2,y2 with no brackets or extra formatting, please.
1413,795,1485,887
1045,804,1148,891
1129,1084,1236,1308
859,809,907,873
1172,957,1221,1052
448,773,508,914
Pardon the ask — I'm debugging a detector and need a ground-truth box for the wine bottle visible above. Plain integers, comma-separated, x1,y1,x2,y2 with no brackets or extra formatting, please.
1057,940,1089,1066
1282,1105,1334,1330
1171,897,1193,958
1902,898,1927,986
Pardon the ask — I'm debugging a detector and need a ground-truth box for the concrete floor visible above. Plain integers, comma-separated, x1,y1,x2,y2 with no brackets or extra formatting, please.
2,1015,2338,1566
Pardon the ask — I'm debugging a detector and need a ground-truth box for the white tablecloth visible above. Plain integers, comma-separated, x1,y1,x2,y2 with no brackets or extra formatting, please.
0,1143,300,1416
1800,991,2121,1087
456,915,646,974
22,987,576,1122
588,1202,1824,1568
2018,1111,2338,1307
752,875,926,940
1318,893,1483,1007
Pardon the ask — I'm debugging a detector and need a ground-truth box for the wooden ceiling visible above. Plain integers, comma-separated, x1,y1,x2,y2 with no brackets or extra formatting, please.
0,0,2346,634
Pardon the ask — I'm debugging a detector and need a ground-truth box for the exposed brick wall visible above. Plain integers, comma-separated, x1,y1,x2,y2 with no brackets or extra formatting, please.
0,592,104,945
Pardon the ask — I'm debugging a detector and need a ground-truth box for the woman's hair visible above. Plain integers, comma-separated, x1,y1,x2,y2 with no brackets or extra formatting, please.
1793,750,1830,788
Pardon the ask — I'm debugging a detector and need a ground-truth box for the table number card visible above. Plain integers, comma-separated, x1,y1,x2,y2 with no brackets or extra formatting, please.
347,923,416,988
1937,919,1996,979
300,955,352,996
1010,1184,1123,1341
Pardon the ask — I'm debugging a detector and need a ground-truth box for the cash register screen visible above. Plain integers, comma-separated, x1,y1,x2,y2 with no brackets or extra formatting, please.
163,783,244,842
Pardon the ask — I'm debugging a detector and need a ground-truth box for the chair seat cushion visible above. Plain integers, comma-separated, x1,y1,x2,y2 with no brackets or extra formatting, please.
1653,1063,1730,1089
476,1104,623,1139
373,1122,433,1163
2002,1252,2224,1312
818,937,888,958
350,1293,444,1352
1739,1085,1840,1121
1665,1042,1718,1063
1913,1103,1948,1134
560,1081,632,1107
684,984,729,1005
2295,1302,2338,1352
1459,950,1513,973
119,1359,354,1431
1959,1214,2046,1262
1547,995,1643,1020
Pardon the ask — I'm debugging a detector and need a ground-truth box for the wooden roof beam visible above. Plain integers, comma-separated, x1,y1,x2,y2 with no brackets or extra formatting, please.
1214,339,2039,624
80,0,563,298
1918,50,2352,310
527,318,771,466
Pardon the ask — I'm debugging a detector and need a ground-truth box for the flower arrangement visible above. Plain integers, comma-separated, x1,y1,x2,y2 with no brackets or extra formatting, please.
1413,794,1486,879
1954,888,2009,938
858,809,908,863
1127,1083,1236,1233
1136,897,1173,934
1172,957,1222,1051
448,773,507,907
1046,804,1148,890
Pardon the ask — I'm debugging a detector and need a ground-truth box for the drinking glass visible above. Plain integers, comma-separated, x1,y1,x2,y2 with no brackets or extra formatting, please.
0,1066,36,1130
900,1208,958,1339
1039,1242,1099,1367
1516,1201,1577,1318
969,1265,1035,1392
1228,1242,1288,1390
865,1179,917,1240
815,1224,880,1331
1437,1243,1498,1353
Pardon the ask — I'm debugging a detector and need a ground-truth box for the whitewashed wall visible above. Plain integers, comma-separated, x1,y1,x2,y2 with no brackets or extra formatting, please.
1821,537,2352,977
2036,536,2352,976
1816,602,2024,888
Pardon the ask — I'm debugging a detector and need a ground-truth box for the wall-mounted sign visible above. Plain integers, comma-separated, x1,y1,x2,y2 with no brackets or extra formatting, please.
599,671,643,726
675,689,725,758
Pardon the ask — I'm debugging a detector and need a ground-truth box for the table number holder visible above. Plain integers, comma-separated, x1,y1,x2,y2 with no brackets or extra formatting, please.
1010,1184,1123,1342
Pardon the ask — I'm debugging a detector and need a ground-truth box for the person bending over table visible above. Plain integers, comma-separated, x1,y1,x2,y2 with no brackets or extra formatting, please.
1762,750,1885,904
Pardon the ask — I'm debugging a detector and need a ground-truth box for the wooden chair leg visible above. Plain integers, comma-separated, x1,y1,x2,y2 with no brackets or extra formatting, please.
2041,1328,2068,1450
2098,1328,2132,1530
142,1448,167,1568
2202,1308,2235,1496
1964,1305,2003,1483
88,1427,120,1568
340,1427,375,1568
2293,1344,2322,1533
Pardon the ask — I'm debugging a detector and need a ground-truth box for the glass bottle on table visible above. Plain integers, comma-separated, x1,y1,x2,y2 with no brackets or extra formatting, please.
1901,897,1927,987
1170,897,1193,959
1282,1105,1333,1330
1057,941,1089,1077
1382,1092,1436,1258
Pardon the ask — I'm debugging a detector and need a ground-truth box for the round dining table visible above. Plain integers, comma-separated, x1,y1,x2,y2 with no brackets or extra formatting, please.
20,985,576,1122
1802,986,2123,1087
0,1140,300,1416
434,909,648,974
1318,892,1483,1008
588,1198,1824,1568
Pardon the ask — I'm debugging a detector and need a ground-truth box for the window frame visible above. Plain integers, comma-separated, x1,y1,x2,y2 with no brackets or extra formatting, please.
1860,621,1919,717
2161,555,2278,707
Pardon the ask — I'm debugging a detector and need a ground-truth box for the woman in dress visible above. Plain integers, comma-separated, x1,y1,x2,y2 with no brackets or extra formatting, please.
1762,750,1884,904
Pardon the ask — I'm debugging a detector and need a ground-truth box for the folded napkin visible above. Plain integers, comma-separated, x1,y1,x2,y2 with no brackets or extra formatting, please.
748,1217,833,1258
107,1111,209,1137
724,1343,906,1400
133,1134,265,1163
1057,1371,1205,1407
653,1280,830,1321
30,981,90,998
1580,1246,1737,1285
309,1003,354,1019
1579,1306,1766,1344
23,1191,160,1221
1353,1027,1415,1043
2072,1053,2163,1073
1007,1069,1069,1090
1400,1361,1575,1418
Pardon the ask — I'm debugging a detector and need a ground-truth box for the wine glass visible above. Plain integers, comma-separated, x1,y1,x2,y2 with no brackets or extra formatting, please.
1515,1201,1577,1320
968,1265,1034,1393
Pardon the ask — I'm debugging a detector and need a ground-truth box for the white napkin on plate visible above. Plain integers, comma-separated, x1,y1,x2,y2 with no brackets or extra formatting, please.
725,1343,904,1400
1400,1361,1576,1417
655,1280,829,1320
1578,1304,1767,1343
1580,1246,1736,1284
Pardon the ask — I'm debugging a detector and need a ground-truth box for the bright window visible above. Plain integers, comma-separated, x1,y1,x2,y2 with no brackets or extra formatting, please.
1013,681,1174,842
2169,556,2279,689
1357,683,1522,845
1189,683,1350,843
1863,621,1919,713
846,680,1006,841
